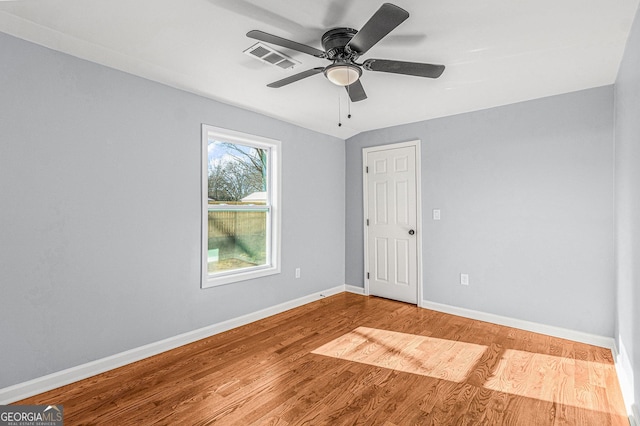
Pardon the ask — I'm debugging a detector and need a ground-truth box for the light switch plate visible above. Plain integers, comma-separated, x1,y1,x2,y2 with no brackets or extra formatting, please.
433,209,441,220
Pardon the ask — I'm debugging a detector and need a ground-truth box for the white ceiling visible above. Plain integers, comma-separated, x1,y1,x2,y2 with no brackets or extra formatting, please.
1,0,638,139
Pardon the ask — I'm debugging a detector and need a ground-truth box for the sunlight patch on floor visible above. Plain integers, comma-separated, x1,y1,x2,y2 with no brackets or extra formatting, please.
484,349,625,416
312,326,486,382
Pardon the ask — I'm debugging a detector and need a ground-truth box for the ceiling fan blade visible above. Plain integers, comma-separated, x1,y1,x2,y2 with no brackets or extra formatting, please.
347,3,409,55
346,80,367,102
364,59,445,78
247,30,326,58
267,67,325,88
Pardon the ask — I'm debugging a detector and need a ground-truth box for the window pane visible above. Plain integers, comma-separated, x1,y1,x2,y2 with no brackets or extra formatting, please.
207,140,267,204
207,209,268,274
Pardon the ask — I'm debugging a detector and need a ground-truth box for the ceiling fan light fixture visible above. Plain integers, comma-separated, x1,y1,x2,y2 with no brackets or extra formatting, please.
324,63,362,86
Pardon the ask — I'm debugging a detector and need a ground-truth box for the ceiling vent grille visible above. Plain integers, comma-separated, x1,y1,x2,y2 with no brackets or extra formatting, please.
244,42,300,70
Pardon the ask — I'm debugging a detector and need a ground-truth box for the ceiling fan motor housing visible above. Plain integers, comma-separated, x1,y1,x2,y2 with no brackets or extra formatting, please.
322,28,358,60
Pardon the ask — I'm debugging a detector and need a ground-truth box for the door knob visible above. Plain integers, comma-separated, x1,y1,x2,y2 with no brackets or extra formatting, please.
408,229,415,235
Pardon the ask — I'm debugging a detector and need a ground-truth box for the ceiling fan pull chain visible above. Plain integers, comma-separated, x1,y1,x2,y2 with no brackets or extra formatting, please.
346,80,352,119
338,93,342,127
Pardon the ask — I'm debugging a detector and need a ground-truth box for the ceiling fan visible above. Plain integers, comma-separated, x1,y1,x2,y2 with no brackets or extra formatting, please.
247,3,445,102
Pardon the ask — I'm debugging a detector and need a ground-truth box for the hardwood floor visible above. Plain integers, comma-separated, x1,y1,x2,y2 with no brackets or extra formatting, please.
17,293,628,425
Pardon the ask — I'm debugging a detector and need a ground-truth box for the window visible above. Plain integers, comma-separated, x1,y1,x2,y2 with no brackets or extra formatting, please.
201,125,280,288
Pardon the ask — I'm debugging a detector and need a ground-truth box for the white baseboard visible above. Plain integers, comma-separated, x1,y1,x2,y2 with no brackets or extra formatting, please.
0,285,345,404
421,299,615,349
317,285,346,298
613,339,637,422
345,284,366,295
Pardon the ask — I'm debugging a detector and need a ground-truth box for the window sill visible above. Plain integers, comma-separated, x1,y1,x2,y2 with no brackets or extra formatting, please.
201,265,280,288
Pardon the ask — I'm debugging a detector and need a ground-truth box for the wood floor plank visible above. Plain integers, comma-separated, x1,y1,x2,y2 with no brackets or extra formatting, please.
15,293,629,425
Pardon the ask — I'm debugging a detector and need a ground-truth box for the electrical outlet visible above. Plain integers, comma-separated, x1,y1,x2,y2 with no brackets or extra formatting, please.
295,268,301,279
460,273,469,286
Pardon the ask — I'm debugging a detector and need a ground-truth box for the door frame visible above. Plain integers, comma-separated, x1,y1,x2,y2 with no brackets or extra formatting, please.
362,139,423,306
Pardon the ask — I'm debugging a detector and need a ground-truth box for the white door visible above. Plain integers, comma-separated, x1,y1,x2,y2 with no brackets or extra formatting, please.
364,143,419,304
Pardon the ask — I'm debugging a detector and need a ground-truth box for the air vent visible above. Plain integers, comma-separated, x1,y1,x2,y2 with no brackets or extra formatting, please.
244,42,300,70
276,59,295,69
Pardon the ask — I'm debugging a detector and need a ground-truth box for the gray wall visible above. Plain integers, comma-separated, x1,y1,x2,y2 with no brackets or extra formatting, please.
346,87,615,336
0,32,345,389
615,3,640,417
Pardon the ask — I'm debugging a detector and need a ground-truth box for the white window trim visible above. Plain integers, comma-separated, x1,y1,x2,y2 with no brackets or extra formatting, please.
201,124,281,288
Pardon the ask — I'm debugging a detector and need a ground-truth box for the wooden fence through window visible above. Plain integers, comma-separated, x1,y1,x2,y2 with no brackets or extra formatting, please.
208,210,267,238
